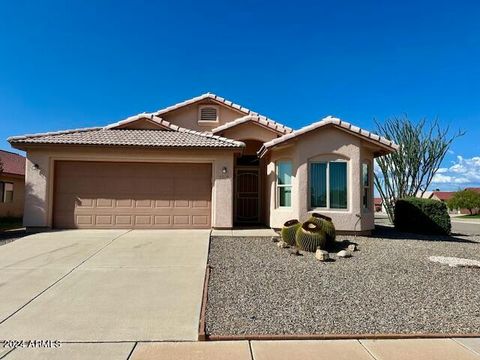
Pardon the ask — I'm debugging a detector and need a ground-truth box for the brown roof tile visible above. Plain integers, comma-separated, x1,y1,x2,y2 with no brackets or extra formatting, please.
9,129,245,149
0,150,25,176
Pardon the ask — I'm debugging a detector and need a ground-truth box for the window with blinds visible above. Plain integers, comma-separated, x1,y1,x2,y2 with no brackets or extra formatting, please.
310,161,347,209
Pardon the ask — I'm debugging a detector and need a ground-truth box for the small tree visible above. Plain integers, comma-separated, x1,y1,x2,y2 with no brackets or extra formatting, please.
448,190,480,215
374,116,464,222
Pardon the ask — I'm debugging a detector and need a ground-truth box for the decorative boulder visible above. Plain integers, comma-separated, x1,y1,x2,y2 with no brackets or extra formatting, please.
347,244,357,252
277,240,289,248
315,249,329,261
281,219,301,246
337,250,352,258
295,221,327,252
308,213,336,244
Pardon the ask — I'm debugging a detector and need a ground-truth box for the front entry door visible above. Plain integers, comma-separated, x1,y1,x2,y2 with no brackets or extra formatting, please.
235,167,260,224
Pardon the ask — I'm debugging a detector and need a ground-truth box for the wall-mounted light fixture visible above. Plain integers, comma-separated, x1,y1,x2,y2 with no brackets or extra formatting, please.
221,166,228,175
33,164,40,170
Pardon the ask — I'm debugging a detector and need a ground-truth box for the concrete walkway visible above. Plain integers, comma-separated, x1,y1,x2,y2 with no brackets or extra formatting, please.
4,338,478,359
0,230,210,350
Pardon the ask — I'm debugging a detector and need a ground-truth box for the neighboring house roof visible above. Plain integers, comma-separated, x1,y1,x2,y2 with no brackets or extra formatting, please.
374,197,383,205
465,187,480,193
258,116,399,157
211,115,292,135
8,128,245,149
430,191,454,201
0,150,25,176
106,93,290,132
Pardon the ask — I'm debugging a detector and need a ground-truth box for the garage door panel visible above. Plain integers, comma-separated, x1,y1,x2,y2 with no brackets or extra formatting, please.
54,161,212,229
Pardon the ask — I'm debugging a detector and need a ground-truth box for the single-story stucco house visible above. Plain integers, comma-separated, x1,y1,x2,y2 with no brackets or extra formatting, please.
9,93,397,233
0,150,25,218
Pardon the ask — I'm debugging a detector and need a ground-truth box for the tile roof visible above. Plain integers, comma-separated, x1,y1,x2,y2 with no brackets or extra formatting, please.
104,93,291,133
8,128,245,149
431,191,455,201
0,150,25,176
258,116,399,157
465,187,480,193
211,115,292,135
104,114,173,130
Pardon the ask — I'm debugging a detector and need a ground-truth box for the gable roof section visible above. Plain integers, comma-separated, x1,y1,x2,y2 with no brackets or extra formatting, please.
104,114,173,130
105,93,291,132
0,150,25,176
211,115,292,135
8,127,245,149
258,116,399,158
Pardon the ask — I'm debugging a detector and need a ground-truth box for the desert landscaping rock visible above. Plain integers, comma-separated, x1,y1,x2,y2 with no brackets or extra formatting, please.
337,250,352,258
429,256,480,268
277,240,289,248
315,249,329,261
347,244,357,252
206,232,480,336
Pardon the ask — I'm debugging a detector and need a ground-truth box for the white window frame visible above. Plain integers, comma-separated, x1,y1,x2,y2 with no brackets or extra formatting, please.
309,160,349,210
362,162,371,210
198,105,219,124
276,160,292,208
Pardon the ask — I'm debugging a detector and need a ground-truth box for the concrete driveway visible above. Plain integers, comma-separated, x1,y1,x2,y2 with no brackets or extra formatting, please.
0,230,210,359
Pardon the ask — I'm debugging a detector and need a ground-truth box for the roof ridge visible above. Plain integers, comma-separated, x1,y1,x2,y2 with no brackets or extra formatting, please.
174,126,245,147
103,93,291,132
258,116,399,157
211,114,293,134
8,127,103,142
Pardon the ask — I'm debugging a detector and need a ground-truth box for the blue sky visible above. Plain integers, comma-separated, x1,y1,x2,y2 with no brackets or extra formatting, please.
0,0,479,190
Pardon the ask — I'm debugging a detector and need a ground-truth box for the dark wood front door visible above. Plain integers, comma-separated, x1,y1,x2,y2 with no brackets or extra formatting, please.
235,167,260,224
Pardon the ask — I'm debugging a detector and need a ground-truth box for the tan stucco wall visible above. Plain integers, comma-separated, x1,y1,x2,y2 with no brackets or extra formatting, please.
220,122,279,143
267,127,376,232
162,101,244,132
0,174,24,218
23,146,236,229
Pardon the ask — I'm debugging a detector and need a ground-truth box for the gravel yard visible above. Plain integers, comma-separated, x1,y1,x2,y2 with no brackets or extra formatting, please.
205,229,480,336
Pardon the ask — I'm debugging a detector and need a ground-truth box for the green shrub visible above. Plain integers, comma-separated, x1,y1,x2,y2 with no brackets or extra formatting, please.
281,219,301,246
394,197,451,235
295,221,327,252
308,213,336,243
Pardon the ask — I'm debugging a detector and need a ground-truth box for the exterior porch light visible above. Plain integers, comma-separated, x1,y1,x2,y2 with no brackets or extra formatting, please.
221,166,228,175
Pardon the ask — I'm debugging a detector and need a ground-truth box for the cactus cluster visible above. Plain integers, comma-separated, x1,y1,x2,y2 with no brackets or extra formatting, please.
308,213,336,244
281,219,301,246
295,221,327,252
280,213,337,252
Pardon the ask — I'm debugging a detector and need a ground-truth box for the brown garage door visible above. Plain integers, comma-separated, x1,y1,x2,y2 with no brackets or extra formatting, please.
53,161,212,229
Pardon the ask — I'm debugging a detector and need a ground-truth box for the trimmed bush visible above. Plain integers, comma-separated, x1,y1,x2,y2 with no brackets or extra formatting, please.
308,213,336,244
281,219,301,246
394,197,451,235
295,221,327,252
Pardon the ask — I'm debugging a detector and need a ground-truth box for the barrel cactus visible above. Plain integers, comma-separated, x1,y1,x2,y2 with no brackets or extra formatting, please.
295,221,327,252
308,212,336,244
281,219,301,246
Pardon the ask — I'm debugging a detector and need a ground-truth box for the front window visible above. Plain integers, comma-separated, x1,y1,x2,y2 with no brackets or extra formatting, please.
276,160,292,207
310,161,347,209
362,162,370,209
1,182,14,203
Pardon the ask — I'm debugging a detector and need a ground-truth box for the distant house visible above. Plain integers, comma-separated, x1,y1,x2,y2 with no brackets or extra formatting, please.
0,150,25,218
429,191,454,203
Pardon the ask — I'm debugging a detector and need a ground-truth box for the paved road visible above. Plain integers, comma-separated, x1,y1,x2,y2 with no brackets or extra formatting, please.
0,229,210,359
375,215,480,235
